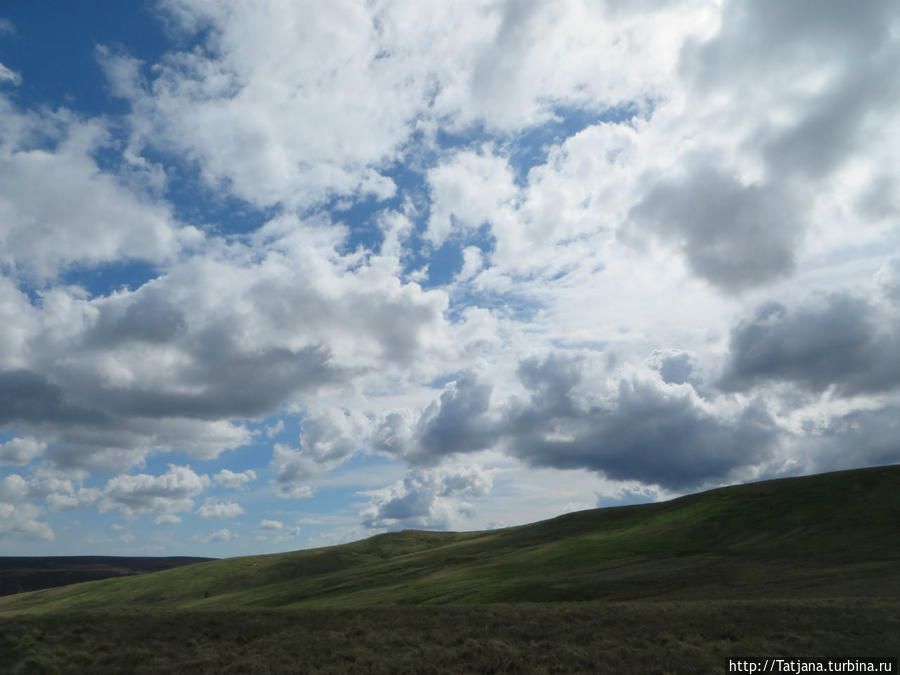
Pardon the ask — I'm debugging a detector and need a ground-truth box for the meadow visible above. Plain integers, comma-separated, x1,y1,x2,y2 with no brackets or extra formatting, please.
1,465,898,673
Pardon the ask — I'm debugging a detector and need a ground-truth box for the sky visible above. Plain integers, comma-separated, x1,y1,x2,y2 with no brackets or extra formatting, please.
1,0,899,557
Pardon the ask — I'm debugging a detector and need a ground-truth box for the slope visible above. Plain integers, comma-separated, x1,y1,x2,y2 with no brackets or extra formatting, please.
1,464,898,613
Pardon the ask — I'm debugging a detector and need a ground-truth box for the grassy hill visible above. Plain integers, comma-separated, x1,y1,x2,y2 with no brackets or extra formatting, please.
2,464,898,614
0,556,216,597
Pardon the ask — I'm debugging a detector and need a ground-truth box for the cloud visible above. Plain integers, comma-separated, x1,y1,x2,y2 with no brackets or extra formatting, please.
194,528,234,544
0,63,20,86
682,0,900,182
270,408,370,496
505,359,779,490
3,0,900,549
0,503,53,541
0,471,99,511
0,97,187,279
259,519,282,531
0,437,46,466
627,166,801,292
374,375,497,464
104,0,694,212
720,294,900,396
269,444,319,499
195,498,244,519
361,465,493,530
213,469,256,490
99,465,209,517
379,355,780,491
800,404,900,474
878,259,900,304
153,514,182,525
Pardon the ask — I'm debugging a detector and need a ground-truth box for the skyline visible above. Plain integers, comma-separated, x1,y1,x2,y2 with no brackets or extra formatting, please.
1,0,899,556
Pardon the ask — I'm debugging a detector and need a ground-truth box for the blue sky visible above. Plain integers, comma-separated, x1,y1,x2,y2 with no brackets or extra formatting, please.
1,0,899,556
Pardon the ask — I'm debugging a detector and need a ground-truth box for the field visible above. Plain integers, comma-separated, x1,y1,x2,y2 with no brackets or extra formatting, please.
0,557,215,597
2,600,897,674
1,465,898,673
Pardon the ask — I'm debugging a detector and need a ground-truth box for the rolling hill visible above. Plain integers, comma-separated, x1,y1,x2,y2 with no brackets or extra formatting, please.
0,556,215,597
2,463,898,614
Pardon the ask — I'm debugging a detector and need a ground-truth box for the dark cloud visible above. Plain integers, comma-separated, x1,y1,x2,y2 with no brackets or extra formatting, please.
801,405,900,475
639,0,900,293
375,374,498,464
103,343,340,419
386,355,778,490
0,369,106,425
720,294,900,396
881,259,900,304
627,166,801,292
682,0,897,92
506,360,777,490
760,58,898,182
86,290,187,347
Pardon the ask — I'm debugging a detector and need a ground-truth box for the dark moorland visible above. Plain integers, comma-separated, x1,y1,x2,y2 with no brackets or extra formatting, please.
0,557,215,597
1,464,898,673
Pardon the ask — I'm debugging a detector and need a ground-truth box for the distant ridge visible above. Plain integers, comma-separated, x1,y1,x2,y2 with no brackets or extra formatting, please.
0,556,216,597
2,464,898,613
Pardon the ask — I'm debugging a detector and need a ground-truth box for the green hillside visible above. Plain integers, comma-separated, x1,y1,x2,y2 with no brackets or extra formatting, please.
2,464,898,614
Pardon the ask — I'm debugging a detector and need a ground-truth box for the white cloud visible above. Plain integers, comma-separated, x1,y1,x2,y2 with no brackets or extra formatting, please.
195,498,244,519
153,514,182,525
194,527,234,544
361,464,494,531
3,1,900,550
265,420,284,438
213,468,257,490
259,519,282,531
99,465,209,517
0,471,99,511
0,97,189,280
0,63,20,86
0,437,46,466
0,502,53,541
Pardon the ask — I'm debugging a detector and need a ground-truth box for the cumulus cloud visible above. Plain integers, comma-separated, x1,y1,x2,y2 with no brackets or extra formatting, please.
153,514,182,525
259,519,282,531
0,503,53,541
361,465,493,530
99,465,209,517
270,408,370,497
0,471,99,511
377,355,780,491
505,358,779,490
627,167,801,292
800,404,900,474
721,294,900,396
0,97,187,280
194,528,234,544
213,469,256,490
195,498,244,519
0,437,46,466
4,0,900,547
373,375,497,464
103,0,697,212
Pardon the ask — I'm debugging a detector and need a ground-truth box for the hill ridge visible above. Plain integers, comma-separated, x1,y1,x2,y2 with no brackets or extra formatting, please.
1,464,898,613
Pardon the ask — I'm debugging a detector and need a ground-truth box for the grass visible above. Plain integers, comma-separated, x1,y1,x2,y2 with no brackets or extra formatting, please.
1,599,897,674
2,464,898,613
1,465,898,672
